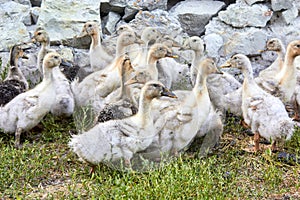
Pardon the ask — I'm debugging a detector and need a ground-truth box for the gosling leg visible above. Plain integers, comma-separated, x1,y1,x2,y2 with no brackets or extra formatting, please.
15,127,22,149
253,132,260,152
271,140,277,152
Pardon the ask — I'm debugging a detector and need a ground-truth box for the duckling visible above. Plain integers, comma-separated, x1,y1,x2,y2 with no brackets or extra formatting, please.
32,28,55,74
179,36,205,85
79,21,113,72
0,44,29,106
0,52,61,148
32,28,79,81
258,40,300,103
179,36,241,116
132,27,161,67
139,58,222,160
118,43,177,107
69,81,177,171
98,57,137,122
221,54,294,152
32,28,75,117
72,31,143,111
256,38,285,85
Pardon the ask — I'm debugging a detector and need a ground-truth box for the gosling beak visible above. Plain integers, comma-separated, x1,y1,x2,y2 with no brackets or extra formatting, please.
215,68,223,74
22,53,29,59
258,49,266,53
161,87,177,98
136,38,145,45
124,76,144,86
220,61,232,68
166,51,178,58
61,59,73,67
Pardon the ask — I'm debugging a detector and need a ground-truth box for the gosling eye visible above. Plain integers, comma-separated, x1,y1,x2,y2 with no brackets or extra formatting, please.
54,56,59,59
37,32,42,36
88,24,92,28
192,39,197,42
296,44,300,48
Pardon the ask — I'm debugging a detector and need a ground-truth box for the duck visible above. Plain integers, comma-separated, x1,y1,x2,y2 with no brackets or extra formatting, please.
79,21,113,72
257,40,300,103
179,36,206,85
137,58,222,160
97,57,138,123
69,81,177,172
255,38,285,85
72,31,143,111
179,36,242,116
32,28,75,117
32,28,79,81
221,54,294,152
118,43,177,107
132,27,161,68
0,44,29,106
0,52,61,148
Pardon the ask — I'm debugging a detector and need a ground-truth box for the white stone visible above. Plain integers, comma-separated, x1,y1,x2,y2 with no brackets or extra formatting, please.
218,4,272,28
271,0,294,11
169,0,225,35
37,0,101,42
0,1,31,51
204,33,223,58
282,6,298,25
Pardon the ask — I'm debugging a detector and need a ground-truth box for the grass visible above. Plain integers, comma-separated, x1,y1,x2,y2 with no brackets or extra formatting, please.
0,114,300,199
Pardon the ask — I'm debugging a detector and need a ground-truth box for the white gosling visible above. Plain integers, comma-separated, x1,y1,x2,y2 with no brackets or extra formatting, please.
69,81,177,172
0,52,61,148
221,54,294,152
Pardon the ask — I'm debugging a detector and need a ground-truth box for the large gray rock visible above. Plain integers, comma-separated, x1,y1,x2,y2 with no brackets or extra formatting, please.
103,11,121,35
243,0,266,5
282,6,298,25
271,0,294,11
218,3,272,28
0,1,31,51
170,0,225,35
37,0,101,42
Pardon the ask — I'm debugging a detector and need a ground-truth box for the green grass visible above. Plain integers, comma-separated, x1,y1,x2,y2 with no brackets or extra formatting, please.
0,114,299,199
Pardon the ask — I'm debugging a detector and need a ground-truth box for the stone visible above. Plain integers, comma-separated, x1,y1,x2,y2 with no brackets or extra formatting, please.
218,3,272,28
14,0,31,6
169,0,225,35
282,6,298,25
30,0,42,7
127,0,168,11
128,10,184,39
203,33,223,58
123,7,138,21
271,0,294,11
104,11,121,35
30,7,40,25
37,0,101,42
244,0,265,5
0,1,31,51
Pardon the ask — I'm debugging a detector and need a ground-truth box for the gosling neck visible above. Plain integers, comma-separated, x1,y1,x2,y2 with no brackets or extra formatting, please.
193,68,207,95
277,47,297,82
192,49,204,67
135,93,153,127
90,32,101,50
146,55,159,80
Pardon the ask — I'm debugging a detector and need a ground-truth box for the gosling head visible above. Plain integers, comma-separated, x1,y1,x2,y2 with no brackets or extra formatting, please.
9,44,28,66
141,27,161,43
116,24,134,35
200,58,222,75
142,81,177,100
180,36,205,52
80,21,99,37
117,31,144,47
286,40,300,58
43,52,62,69
149,44,177,60
32,29,49,44
221,54,251,71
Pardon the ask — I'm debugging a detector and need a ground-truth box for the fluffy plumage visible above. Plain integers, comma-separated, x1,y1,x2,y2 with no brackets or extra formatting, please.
69,81,177,170
0,52,62,148
222,54,294,151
